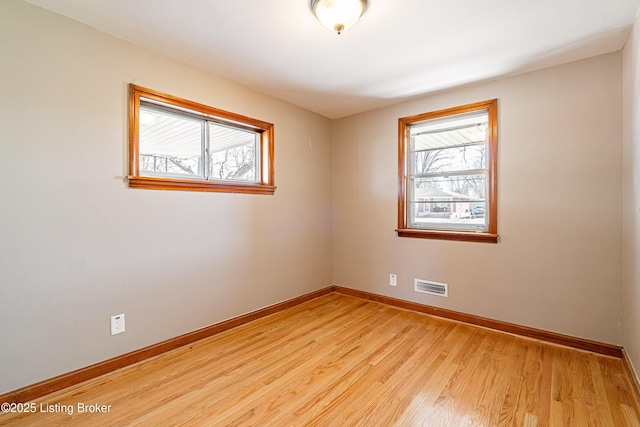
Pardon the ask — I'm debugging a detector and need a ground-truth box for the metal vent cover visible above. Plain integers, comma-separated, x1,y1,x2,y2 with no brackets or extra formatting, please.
414,279,448,297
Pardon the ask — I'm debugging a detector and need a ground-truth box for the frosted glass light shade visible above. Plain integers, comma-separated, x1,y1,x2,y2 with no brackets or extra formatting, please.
311,0,368,34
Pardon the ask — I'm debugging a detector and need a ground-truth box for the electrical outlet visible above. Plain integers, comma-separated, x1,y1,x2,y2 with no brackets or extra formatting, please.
110,314,125,335
389,274,397,286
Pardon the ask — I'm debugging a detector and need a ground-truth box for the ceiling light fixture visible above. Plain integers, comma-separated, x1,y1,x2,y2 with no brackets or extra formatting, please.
311,0,368,35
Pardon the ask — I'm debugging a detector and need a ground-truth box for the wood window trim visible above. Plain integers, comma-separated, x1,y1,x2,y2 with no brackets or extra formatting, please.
128,84,275,194
397,99,498,243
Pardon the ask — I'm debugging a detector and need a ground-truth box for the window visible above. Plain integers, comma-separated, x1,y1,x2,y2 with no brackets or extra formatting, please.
128,85,275,194
397,99,498,243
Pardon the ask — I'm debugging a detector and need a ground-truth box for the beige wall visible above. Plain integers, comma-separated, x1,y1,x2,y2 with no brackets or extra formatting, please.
332,53,623,345
623,11,640,384
0,0,333,393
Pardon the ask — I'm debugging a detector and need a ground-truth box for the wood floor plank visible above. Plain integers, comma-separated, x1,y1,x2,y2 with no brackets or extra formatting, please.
1,293,639,426
523,412,538,427
463,332,514,426
515,340,544,424
211,307,407,426
325,321,463,426
536,343,555,427
494,339,530,426
550,399,564,427
600,356,639,427
588,354,616,427
130,298,387,426
621,404,640,427
298,311,441,426
362,326,466,425
365,322,462,426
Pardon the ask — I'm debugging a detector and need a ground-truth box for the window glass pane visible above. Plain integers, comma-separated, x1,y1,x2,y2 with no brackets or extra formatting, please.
208,123,258,182
412,175,486,200
139,105,203,177
410,174,487,230
410,110,487,141
411,144,486,174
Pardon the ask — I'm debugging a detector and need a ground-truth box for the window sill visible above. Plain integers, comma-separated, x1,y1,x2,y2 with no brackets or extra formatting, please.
396,228,498,243
127,176,276,195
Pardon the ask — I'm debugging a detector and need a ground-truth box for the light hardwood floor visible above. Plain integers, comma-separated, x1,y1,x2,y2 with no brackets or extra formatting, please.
1,293,639,426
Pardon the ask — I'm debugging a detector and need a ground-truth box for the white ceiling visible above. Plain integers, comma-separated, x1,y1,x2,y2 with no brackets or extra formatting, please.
25,0,640,119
